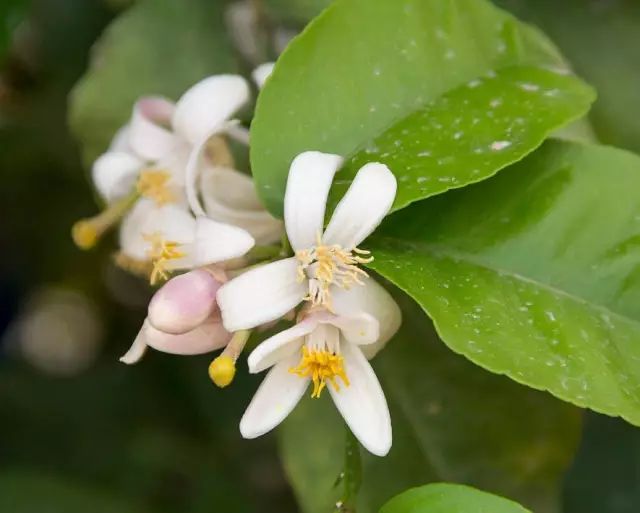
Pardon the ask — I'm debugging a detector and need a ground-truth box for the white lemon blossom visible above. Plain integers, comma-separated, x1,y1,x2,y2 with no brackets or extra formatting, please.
239,278,401,456
74,75,280,283
217,151,397,331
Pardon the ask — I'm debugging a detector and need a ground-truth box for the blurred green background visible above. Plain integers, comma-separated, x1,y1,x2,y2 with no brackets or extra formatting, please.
0,1,639,512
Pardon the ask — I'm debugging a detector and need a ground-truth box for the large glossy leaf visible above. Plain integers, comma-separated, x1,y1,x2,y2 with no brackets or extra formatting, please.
380,483,530,513
333,65,594,212
496,0,640,154
279,294,579,513
251,0,594,217
69,0,235,164
368,139,640,425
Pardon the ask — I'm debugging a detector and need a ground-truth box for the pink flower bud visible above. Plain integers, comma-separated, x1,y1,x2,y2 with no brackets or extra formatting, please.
144,315,231,355
148,269,221,334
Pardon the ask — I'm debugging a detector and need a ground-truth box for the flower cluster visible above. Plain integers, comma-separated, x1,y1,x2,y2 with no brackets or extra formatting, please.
74,66,402,456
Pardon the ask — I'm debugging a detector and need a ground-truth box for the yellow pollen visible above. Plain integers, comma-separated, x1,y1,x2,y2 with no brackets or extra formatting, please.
144,232,185,285
290,347,350,398
296,233,373,310
137,169,175,206
209,355,236,388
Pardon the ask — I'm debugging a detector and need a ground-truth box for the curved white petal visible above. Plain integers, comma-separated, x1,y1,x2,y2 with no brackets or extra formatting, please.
247,319,316,373
217,257,306,331
109,124,132,152
252,62,275,89
327,313,379,346
284,151,343,251
172,75,250,146
323,163,396,248
191,216,255,266
119,322,149,364
119,200,196,261
329,343,391,456
201,166,283,244
145,315,231,355
92,151,142,202
239,354,308,439
331,278,401,359
129,96,177,161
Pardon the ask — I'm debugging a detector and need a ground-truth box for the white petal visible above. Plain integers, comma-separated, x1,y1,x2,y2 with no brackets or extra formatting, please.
109,124,132,152
329,343,391,456
92,151,142,202
145,315,230,355
252,62,275,89
119,200,196,261
200,166,283,244
247,319,315,373
172,75,250,146
284,151,343,251
119,322,149,364
323,163,396,248
217,257,306,331
191,216,255,266
326,313,379,346
129,96,177,161
332,278,401,359
239,354,308,439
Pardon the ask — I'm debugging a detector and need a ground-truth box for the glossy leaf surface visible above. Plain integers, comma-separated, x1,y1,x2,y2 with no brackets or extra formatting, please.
369,140,640,425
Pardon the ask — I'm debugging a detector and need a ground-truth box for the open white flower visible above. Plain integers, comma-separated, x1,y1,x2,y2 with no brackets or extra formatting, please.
217,151,397,332
73,75,262,281
239,278,401,456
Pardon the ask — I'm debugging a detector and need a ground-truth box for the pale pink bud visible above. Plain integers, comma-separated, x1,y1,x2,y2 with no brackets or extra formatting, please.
148,269,221,334
145,315,231,355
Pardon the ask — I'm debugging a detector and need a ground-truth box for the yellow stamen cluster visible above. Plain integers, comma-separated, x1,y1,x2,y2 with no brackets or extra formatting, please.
137,169,175,206
144,232,185,285
296,234,373,310
290,347,350,398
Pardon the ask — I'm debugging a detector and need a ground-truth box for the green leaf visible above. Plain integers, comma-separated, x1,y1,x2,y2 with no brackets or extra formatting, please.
279,294,579,513
251,0,592,217
380,483,530,513
333,65,594,213
496,0,640,154
69,0,236,164
368,139,640,426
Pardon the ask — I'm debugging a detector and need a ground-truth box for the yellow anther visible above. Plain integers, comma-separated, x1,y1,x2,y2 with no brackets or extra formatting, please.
290,347,350,398
144,232,185,285
71,220,99,249
209,355,236,388
137,169,175,206
296,233,373,310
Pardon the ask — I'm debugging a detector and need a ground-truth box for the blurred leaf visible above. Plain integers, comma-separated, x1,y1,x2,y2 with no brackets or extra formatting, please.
279,293,580,513
369,139,640,426
263,0,333,25
0,0,28,63
495,0,640,153
563,412,640,513
0,470,147,513
380,483,530,513
333,65,594,213
251,0,580,217
69,0,236,164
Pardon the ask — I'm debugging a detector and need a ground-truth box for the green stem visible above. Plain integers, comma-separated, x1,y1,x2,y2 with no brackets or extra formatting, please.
334,429,362,513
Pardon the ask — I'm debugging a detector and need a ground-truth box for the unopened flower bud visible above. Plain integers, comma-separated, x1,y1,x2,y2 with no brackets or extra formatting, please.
148,269,221,334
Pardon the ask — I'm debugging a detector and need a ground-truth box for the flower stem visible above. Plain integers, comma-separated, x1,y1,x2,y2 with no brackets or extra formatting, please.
334,429,362,513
